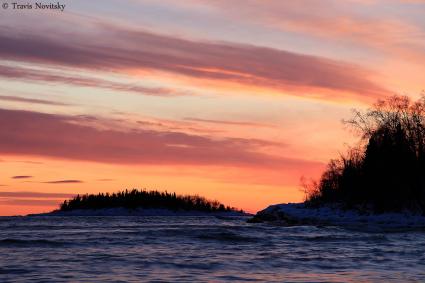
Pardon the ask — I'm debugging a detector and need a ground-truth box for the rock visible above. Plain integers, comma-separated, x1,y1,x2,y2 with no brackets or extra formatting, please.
248,202,425,231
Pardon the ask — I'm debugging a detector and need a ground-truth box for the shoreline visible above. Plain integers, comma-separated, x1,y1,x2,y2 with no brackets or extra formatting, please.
250,202,425,231
29,207,252,217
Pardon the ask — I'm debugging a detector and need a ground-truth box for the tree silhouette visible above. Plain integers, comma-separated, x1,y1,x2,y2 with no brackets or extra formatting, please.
59,189,242,213
306,94,425,213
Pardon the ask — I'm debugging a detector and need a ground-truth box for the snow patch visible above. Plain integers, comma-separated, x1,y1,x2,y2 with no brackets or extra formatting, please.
252,203,425,231
31,207,250,217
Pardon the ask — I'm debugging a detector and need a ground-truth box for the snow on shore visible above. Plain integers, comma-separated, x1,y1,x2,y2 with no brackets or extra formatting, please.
31,207,250,217
251,203,425,231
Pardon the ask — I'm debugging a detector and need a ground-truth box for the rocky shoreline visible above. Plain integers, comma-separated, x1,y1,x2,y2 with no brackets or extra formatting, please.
249,203,425,231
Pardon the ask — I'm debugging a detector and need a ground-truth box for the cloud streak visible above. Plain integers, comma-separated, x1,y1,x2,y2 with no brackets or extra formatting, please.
200,0,425,62
0,95,69,106
184,117,276,128
11,175,32,179
0,199,63,206
43,180,83,184
0,191,75,198
0,64,190,97
0,191,75,207
0,108,322,170
0,21,387,100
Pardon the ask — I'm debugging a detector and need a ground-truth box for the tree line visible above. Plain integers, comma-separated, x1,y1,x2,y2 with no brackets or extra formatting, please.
59,189,240,213
305,95,425,213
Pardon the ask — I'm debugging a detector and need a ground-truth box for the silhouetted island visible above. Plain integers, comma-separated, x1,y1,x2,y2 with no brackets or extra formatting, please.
43,189,247,216
251,95,425,229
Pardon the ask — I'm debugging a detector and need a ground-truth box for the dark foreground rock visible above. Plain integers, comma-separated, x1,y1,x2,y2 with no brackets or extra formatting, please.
249,203,425,231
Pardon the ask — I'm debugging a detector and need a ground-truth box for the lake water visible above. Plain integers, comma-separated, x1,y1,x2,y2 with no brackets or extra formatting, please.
0,216,424,282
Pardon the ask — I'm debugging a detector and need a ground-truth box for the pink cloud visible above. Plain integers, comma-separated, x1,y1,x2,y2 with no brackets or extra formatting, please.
0,21,387,100
0,108,323,171
0,94,69,106
183,117,276,128
201,1,425,63
0,64,190,97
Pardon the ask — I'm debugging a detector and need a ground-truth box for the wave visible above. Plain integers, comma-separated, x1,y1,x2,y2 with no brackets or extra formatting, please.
197,231,259,243
302,234,388,243
0,238,69,247
0,267,32,275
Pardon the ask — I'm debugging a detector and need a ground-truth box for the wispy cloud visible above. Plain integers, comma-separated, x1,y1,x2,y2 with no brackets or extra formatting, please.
43,180,83,184
0,199,63,206
0,191,75,207
0,64,191,97
0,20,388,101
11,175,32,179
0,191,75,198
15,160,44,165
200,0,425,61
0,108,322,170
184,117,276,128
0,95,69,106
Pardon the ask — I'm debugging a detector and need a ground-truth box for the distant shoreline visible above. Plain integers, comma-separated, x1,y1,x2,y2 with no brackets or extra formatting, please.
45,189,248,217
30,207,252,217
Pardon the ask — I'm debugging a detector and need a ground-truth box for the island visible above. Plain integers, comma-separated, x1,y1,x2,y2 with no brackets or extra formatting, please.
250,95,425,230
36,189,249,216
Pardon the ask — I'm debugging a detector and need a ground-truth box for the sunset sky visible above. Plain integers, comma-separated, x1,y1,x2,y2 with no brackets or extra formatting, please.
0,0,424,215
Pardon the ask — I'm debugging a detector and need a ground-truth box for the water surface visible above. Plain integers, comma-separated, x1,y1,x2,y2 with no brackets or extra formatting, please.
0,216,424,282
